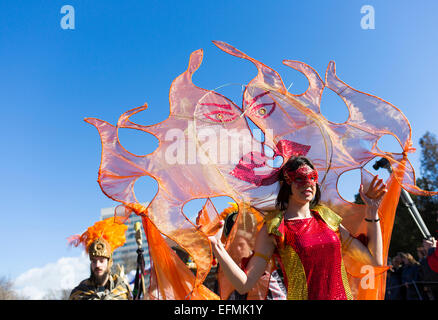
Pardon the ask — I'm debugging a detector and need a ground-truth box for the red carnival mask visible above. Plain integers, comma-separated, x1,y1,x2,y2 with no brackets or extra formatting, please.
284,166,319,187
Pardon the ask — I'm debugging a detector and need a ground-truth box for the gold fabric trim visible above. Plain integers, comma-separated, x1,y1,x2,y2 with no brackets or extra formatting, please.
263,210,283,237
313,205,343,231
264,206,342,235
340,259,354,300
278,246,308,300
69,274,131,300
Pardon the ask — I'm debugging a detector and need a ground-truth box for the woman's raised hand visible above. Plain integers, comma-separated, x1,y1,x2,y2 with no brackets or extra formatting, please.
359,175,388,210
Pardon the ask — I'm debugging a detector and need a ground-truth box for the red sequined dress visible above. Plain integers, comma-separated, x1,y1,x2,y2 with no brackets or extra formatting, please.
264,205,353,300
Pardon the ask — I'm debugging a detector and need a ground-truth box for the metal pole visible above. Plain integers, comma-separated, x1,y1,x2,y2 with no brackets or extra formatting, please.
411,281,423,301
134,221,146,299
373,158,432,240
399,188,432,239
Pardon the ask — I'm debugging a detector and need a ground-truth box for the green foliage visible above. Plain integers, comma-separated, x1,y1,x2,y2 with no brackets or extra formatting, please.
419,132,438,190
388,194,426,258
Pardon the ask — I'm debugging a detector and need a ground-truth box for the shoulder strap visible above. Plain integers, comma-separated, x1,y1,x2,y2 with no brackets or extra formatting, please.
263,210,284,237
313,205,343,231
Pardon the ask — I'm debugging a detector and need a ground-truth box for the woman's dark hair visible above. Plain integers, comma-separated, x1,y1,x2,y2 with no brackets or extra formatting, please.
275,156,321,211
223,211,237,238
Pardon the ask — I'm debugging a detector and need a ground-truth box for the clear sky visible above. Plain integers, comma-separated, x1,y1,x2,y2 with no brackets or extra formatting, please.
1,0,438,296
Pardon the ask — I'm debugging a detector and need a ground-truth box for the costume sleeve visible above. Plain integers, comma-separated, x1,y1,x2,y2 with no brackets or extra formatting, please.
263,210,284,247
69,284,94,300
68,288,80,300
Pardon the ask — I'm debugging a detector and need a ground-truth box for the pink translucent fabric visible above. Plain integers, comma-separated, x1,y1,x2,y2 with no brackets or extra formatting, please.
85,41,437,300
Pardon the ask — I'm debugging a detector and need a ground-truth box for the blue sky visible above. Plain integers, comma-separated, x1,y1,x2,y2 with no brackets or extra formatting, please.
1,0,438,287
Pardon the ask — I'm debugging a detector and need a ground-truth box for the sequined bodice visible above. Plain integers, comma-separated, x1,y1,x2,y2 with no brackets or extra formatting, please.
272,210,352,300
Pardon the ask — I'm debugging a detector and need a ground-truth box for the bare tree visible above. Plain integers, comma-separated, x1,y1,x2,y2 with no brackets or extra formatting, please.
43,288,72,300
0,277,26,300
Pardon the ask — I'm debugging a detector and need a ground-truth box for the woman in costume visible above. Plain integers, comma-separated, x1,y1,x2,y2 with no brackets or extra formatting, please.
210,156,386,300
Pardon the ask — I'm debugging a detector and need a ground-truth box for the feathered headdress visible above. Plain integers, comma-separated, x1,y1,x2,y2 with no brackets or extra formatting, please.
69,217,128,259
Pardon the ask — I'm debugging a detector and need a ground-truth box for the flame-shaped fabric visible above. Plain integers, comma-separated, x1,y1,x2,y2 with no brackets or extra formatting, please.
85,41,437,300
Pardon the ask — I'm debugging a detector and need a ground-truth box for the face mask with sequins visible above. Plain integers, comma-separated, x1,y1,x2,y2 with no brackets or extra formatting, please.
284,166,319,187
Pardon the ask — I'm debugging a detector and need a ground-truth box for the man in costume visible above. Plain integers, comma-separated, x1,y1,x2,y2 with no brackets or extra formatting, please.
69,218,132,300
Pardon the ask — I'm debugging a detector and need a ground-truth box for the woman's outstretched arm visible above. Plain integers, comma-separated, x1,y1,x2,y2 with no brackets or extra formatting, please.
209,224,276,294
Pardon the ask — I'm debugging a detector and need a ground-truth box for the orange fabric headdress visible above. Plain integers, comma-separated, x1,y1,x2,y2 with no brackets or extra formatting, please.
69,217,128,258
